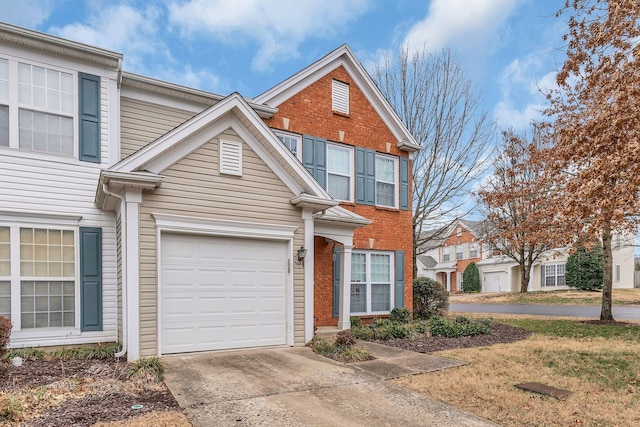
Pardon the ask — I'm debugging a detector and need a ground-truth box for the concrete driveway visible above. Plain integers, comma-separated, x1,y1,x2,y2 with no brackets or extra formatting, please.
163,343,498,427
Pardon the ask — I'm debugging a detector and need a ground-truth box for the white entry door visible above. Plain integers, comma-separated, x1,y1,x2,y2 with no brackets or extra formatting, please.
160,233,288,354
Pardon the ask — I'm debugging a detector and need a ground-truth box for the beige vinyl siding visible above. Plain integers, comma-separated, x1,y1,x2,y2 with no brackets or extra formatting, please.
138,130,305,357
120,97,197,159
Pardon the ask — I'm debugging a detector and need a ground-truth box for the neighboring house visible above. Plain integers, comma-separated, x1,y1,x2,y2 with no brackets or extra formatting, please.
415,255,437,280
477,235,635,292
0,23,419,360
431,219,485,292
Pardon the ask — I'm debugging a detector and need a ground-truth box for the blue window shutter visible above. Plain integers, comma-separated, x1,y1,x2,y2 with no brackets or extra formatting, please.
355,147,366,203
79,73,101,163
395,250,405,308
332,246,342,318
80,227,102,331
356,148,376,205
364,149,376,205
303,135,327,188
400,156,409,210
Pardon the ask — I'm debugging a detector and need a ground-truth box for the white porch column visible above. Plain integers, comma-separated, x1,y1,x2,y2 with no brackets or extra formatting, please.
124,189,142,361
302,209,315,343
446,272,452,292
338,245,353,330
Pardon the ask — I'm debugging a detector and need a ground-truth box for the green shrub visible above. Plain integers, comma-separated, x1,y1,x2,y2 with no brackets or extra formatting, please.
370,319,416,340
350,316,362,328
126,357,164,381
350,326,374,340
462,262,481,293
413,277,449,319
429,316,491,338
566,244,604,291
0,316,11,357
390,307,411,324
3,347,45,361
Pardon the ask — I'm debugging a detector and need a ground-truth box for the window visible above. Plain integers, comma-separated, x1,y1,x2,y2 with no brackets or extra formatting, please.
0,227,9,318
375,155,397,207
274,131,302,161
470,243,478,258
350,251,393,314
0,226,76,328
443,248,450,262
456,245,463,260
332,79,349,114
457,227,462,236
327,144,352,201
18,63,74,156
544,263,565,287
0,55,99,160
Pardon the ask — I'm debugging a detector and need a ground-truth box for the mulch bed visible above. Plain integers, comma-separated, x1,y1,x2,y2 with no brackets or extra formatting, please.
374,322,533,353
0,357,183,427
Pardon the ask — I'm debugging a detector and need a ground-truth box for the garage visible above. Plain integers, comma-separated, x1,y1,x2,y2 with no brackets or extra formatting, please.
483,271,508,293
160,233,289,354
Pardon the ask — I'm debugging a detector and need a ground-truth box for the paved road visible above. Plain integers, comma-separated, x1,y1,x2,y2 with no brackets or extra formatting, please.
450,303,640,321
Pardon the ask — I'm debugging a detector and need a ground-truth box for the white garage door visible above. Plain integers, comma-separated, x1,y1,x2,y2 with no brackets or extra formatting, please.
160,233,288,354
483,271,508,293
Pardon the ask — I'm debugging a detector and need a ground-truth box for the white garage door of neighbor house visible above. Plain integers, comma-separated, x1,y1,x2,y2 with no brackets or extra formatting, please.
483,271,507,293
160,233,288,354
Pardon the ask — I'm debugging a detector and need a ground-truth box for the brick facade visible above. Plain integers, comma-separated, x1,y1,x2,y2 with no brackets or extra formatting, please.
438,224,481,293
263,66,414,327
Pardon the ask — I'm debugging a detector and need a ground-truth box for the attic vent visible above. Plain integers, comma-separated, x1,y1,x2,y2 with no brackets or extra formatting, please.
219,140,242,176
332,79,349,114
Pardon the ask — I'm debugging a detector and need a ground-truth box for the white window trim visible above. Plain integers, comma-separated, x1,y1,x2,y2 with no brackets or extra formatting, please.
374,153,399,208
274,130,302,161
0,54,79,158
350,250,394,315
543,263,566,287
0,222,80,335
327,142,354,202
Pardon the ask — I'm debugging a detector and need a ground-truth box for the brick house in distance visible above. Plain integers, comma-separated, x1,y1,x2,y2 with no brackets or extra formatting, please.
433,220,484,292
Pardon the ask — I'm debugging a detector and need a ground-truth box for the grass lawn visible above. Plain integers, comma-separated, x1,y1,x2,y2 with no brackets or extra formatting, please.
449,288,640,306
395,317,640,427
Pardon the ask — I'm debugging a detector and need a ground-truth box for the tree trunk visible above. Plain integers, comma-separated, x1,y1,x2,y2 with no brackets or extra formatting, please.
600,222,614,321
520,262,530,293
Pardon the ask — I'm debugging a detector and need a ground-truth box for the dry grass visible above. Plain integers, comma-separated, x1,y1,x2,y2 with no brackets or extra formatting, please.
92,410,191,426
395,330,640,427
449,288,640,305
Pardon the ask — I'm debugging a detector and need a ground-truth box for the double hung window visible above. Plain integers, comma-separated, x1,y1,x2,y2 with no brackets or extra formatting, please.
544,264,565,287
375,155,397,207
350,251,393,314
327,144,353,201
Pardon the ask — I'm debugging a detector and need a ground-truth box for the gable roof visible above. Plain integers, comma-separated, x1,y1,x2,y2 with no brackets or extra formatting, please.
253,44,421,153
109,92,331,200
417,255,437,269
445,219,485,240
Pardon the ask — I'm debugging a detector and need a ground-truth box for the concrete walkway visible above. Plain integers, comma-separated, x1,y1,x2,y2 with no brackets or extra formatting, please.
163,343,498,427
450,303,640,320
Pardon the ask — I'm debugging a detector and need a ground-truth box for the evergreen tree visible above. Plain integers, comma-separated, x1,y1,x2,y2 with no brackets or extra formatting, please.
566,244,604,291
462,262,481,293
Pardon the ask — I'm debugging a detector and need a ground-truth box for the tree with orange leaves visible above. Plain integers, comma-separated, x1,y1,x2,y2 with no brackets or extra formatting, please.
477,125,566,293
546,0,640,320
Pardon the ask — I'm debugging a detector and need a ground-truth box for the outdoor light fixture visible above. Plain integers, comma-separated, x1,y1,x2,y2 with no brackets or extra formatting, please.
297,246,308,263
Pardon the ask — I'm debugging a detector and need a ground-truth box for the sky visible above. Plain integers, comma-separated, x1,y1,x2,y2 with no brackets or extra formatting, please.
0,0,569,133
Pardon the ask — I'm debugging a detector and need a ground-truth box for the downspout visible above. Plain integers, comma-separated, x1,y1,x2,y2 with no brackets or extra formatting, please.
102,183,128,358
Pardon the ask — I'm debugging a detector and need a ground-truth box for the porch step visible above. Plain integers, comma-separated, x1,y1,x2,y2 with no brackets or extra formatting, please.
315,326,342,338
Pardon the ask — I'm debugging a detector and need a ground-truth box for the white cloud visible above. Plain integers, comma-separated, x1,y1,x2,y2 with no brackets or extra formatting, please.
402,0,522,54
493,54,558,130
49,4,167,72
167,0,371,72
0,0,56,28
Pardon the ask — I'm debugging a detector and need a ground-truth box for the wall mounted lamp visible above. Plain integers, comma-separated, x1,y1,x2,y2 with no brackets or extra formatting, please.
297,246,308,264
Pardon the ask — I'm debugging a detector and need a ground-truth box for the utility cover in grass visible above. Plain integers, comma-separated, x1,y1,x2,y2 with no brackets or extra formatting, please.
514,382,572,399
